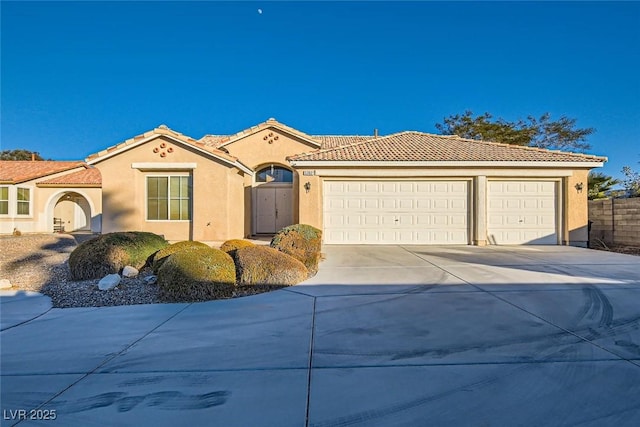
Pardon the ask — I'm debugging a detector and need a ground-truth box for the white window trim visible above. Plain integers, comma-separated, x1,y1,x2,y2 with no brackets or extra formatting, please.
15,186,33,218
145,174,192,222
0,186,9,217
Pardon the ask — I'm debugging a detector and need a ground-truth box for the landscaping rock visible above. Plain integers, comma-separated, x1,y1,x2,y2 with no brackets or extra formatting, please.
122,266,139,278
0,279,12,289
143,275,158,285
98,274,121,291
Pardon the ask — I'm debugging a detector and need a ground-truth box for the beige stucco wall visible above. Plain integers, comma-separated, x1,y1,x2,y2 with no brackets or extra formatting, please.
294,165,596,246
221,127,320,234
1,168,102,235
93,135,246,242
564,169,590,246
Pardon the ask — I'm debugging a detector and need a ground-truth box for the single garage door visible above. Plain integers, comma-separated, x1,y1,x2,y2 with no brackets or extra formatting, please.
323,180,469,244
487,180,558,245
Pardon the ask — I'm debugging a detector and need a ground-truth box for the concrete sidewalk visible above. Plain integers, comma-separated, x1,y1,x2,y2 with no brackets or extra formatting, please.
2,245,640,426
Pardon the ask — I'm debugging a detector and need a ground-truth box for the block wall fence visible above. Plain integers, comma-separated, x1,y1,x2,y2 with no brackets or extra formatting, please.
588,198,640,247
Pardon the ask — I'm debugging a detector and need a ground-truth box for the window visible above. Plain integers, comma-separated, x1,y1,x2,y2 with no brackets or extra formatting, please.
16,188,30,215
147,176,191,221
0,187,8,215
256,165,293,183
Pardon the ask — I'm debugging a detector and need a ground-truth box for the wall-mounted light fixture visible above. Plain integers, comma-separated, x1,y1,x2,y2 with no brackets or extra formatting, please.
575,182,584,193
304,182,311,193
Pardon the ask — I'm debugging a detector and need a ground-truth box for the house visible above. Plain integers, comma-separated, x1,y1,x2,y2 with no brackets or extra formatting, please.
0,161,102,235
1,118,606,245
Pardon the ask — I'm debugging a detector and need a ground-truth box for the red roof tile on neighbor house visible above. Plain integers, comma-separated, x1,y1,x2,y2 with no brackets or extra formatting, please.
0,161,86,184
288,131,607,163
38,167,101,186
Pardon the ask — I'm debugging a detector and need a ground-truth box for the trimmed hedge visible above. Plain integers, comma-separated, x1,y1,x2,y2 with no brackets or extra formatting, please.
270,224,322,277
235,246,308,286
157,246,236,302
152,240,210,273
69,232,168,280
219,239,255,259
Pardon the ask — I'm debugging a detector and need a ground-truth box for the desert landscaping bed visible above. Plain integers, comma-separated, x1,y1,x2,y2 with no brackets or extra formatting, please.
0,234,283,308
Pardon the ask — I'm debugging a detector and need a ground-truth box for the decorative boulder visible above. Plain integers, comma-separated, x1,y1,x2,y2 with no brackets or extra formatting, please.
98,274,121,291
157,246,236,302
234,246,308,286
122,266,139,278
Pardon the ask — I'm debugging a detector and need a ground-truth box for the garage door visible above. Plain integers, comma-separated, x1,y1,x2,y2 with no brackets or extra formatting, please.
487,180,558,245
323,180,469,244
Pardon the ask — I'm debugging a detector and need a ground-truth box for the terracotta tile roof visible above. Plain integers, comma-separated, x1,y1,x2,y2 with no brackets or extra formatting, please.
38,167,101,186
288,131,607,163
313,135,375,149
199,135,228,147
199,118,321,149
86,125,238,163
0,161,86,184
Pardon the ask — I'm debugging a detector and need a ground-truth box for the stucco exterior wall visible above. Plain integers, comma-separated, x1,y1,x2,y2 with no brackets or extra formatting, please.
93,135,245,242
221,128,319,234
0,169,102,235
564,169,590,246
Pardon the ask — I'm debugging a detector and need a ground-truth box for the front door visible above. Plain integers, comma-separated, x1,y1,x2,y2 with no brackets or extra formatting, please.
256,186,293,233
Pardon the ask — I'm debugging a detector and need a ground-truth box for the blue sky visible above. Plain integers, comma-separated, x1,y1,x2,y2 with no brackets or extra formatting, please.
2,1,639,181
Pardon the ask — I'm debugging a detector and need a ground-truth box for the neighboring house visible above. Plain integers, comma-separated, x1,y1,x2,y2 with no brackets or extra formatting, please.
0,161,102,234
1,118,606,246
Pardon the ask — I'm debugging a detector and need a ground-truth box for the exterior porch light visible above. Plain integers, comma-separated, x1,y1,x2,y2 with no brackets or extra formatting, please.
304,182,311,193
575,182,584,193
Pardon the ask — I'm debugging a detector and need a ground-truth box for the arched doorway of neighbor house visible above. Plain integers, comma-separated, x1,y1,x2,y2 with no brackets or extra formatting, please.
253,164,294,234
52,191,92,232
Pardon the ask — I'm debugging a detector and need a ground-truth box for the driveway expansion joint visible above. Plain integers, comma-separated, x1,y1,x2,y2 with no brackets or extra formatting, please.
10,302,194,425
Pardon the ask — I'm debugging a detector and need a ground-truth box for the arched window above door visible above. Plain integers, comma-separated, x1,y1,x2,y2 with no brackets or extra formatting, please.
256,165,293,183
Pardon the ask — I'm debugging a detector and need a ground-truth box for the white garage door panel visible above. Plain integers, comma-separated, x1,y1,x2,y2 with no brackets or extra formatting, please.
487,180,558,245
323,180,469,244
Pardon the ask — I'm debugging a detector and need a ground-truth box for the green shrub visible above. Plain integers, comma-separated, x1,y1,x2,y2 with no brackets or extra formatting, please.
69,232,168,280
152,240,210,273
157,246,236,302
270,224,322,277
235,246,308,286
219,239,255,259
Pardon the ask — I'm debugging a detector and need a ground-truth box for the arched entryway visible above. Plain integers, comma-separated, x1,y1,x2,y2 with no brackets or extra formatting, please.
253,164,294,234
52,191,92,232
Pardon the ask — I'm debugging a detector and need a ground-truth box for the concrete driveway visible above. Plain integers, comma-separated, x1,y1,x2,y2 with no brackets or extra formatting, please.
2,245,640,426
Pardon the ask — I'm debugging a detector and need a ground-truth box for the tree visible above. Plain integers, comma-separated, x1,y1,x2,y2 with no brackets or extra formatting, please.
435,111,595,152
622,163,640,198
587,171,620,200
0,149,45,160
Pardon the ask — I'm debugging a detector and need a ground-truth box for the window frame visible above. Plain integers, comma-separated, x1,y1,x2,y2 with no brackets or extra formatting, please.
0,186,8,216
15,186,32,217
145,174,192,222
255,165,293,183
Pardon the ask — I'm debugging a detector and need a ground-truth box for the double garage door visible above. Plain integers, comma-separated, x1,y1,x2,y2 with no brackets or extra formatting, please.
323,180,558,245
